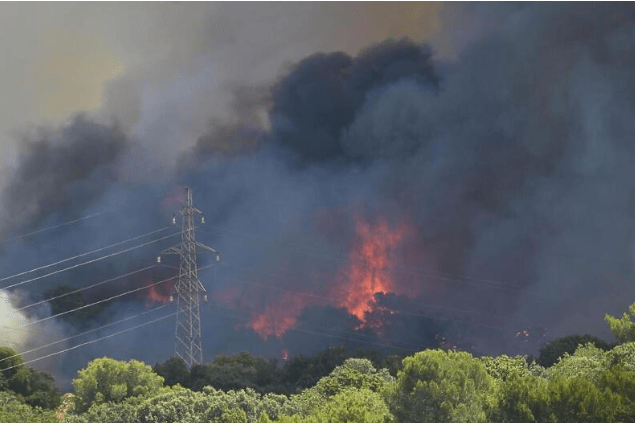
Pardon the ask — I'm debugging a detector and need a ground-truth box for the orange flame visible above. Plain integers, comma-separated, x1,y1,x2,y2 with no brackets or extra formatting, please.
236,212,411,339
145,279,172,308
334,216,408,326
251,293,309,340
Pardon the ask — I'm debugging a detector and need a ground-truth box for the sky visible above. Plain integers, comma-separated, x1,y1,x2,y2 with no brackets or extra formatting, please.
1,2,635,388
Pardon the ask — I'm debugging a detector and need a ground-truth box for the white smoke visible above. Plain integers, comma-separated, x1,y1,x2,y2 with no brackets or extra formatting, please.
0,290,31,350
0,289,67,378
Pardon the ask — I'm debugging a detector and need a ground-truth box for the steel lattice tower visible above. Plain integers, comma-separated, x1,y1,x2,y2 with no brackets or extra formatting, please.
158,187,220,367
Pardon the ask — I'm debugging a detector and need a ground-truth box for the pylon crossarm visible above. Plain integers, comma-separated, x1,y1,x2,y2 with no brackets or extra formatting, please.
160,245,181,255
194,242,219,255
178,206,203,215
194,279,207,292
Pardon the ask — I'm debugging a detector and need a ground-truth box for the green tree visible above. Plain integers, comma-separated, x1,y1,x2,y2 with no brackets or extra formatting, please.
387,349,495,423
206,351,277,392
311,358,393,397
0,347,59,409
7,366,60,409
481,354,533,383
489,373,554,423
279,347,350,393
605,303,635,343
546,343,610,384
0,347,24,381
607,341,635,371
0,391,58,423
281,358,393,419
71,357,164,413
597,364,635,420
133,385,285,423
153,357,190,387
537,335,611,367
547,375,622,423
277,388,392,423
62,396,143,423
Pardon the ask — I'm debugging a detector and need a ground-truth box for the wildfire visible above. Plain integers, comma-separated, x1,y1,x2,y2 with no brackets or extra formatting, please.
250,293,309,340
145,279,173,308
334,216,408,328
231,212,411,340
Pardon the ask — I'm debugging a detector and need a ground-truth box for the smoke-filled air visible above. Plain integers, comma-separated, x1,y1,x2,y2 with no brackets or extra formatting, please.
1,2,635,389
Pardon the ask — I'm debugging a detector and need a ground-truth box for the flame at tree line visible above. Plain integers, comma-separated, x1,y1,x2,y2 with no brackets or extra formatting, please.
251,292,312,339
333,216,408,329
246,213,410,339
143,278,176,308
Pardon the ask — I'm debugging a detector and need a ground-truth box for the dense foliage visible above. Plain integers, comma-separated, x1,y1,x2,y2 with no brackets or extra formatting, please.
3,301,635,422
606,303,635,343
536,334,611,367
71,357,164,413
153,347,405,395
0,347,60,409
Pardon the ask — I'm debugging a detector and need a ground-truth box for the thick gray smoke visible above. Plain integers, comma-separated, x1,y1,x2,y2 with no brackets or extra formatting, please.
0,115,128,235
1,2,635,388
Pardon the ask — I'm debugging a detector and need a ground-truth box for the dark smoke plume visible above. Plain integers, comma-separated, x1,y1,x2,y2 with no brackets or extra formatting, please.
193,38,439,164
269,38,439,163
0,115,127,235
3,2,635,388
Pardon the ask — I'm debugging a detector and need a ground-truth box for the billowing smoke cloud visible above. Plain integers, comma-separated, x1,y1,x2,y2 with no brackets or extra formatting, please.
0,289,67,380
267,38,437,163
1,2,635,388
0,115,127,235
194,2,635,352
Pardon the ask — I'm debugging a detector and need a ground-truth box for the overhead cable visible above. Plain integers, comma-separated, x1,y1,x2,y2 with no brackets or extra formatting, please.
0,226,171,284
1,232,179,291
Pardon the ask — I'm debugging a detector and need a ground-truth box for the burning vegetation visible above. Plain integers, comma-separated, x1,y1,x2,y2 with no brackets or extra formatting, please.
333,216,408,329
244,212,412,340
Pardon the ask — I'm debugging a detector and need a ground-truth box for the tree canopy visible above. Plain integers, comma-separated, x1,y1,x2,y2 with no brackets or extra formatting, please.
71,357,164,413
536,334,611,367
0,347,59,409
387,349,495,423
605,303,635,343
6,301,635,423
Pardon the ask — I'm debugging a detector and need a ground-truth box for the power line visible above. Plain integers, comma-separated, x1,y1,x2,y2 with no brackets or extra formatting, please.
197,220,633,290
206,302,494,354
0,212,105,245
199,303,426,353
15,265,156,313
0,290,509,374
1,311,177,372
0,245,171,339
5,264,215,331
0,226,171,284
219,261,507,321
1,232,180,291
195,226,520,292
222,274,506,332
0,304,170,366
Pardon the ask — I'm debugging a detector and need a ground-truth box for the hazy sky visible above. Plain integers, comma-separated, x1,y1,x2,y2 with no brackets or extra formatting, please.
0,2,460,168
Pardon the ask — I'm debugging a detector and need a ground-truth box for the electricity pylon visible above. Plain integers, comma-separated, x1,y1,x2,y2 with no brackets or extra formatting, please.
157,187,220,367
